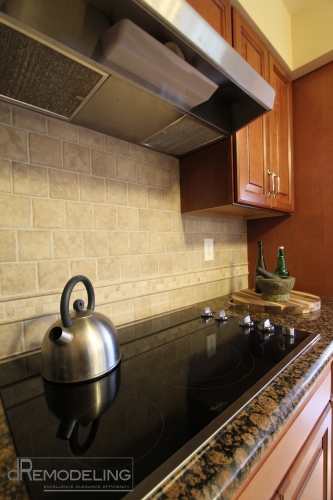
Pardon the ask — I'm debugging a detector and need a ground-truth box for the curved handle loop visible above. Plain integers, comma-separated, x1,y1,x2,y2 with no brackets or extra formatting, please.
60,275,95,328
69,419,100,456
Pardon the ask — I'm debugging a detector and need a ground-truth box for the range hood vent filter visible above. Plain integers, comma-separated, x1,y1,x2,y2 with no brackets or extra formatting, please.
0,23,105,119
141,115,224,157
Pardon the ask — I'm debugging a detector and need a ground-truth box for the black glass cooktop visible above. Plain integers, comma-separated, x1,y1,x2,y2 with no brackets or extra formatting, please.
0,307,319,499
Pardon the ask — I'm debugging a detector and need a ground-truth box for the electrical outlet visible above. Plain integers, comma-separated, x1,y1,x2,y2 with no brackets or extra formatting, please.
204,238,214,261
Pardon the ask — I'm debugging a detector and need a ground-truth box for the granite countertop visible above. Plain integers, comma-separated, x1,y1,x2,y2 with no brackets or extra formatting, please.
1,295,333,500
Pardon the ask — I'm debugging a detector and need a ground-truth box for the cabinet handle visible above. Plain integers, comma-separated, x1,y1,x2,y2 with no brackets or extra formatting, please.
268,170,277,197
274,176,280,199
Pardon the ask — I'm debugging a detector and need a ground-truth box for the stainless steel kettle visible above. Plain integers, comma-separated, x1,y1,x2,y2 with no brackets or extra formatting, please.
41,275,120,383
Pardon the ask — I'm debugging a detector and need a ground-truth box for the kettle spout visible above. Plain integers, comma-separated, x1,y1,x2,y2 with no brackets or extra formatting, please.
48,326,73,347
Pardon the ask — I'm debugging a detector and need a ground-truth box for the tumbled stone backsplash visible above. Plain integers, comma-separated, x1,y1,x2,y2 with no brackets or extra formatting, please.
0,102,248,359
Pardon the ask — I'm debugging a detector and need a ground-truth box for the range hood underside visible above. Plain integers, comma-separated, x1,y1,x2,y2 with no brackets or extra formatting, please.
0,0,274,157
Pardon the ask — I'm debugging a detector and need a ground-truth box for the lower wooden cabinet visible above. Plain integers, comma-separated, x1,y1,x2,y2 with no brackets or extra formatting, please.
233,367,332,500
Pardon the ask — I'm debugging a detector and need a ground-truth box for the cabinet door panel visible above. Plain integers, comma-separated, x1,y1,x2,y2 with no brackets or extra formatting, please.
269,56,294,212
186,0,232,44
232,9,269,207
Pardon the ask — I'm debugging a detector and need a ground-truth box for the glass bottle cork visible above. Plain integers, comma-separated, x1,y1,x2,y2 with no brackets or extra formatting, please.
254,240,266,293
274,246,289,276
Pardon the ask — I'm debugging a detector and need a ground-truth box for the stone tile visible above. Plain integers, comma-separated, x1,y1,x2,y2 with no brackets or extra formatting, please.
13,107,47,133
137,162,156,186
111,299,134,326
175,253,189,273
65,201,93,229
148,188,165,209
80,175,105,203
38,261,69,291
97,256,121,281
159,254,175,275
29,133,62,168
108,232,130,255
138,209,156,231
126,143,146,161
133,296,152,320
117,207,139,231
156,167,171,190
146,150,165,166
0,230,16,262
24,315,58,351
141,254,158,276
166,233,181,253
79,127,104,149
70,259,97,282
120,255,141,279
0,124,27,161
18,230,52,261
151,292,169,315
165,190,181,212
0,160,11,193
94,204,117,230
169,289,184,310
149,233,165,254
63,142,90,174
106,179,127,205
13,162,48,197
116,156,137,182
156,211,172,232
83,231,108,257
170,169,180,191
0,263,37,294
188,251,201,270
0,102,11,124
0,194,31,228
105,136,126,155
53,230,83,259
130,232,149,254
162,154,178,170
91,150,115,178
48,118,78,142
32,199,65,229
49,169,79,200
128,183,147,208
0,322,24,359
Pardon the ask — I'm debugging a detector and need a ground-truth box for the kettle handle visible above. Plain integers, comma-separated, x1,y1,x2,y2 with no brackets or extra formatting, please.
60,275,95,328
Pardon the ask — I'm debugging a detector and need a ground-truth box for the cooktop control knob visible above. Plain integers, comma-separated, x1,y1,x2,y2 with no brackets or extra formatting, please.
258,318,274,333
214,310,228,322
282,326,295,337
201,307,213,318
239,315,254,327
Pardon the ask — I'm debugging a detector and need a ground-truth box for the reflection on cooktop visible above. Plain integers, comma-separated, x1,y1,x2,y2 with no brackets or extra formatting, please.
0,308,319,499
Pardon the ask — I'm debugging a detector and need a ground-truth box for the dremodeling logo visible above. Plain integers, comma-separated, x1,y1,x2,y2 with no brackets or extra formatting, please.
8,457,133,493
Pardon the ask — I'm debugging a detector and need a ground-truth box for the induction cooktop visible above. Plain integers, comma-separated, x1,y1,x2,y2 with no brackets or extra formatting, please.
0,306,319,499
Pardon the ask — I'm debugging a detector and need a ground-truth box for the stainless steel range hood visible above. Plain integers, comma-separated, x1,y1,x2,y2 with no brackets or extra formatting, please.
0,0,275,157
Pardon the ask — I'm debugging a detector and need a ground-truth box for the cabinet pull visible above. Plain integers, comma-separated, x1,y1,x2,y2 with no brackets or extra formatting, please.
268,170,277,197
274,176,280,199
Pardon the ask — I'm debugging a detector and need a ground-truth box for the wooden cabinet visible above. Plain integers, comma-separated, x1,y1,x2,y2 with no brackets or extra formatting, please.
186,0,232,44
232,9,270,208
233,367,332,500
179,9,294,219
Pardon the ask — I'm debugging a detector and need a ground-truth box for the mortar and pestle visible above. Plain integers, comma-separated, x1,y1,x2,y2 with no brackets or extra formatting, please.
255,267,295,302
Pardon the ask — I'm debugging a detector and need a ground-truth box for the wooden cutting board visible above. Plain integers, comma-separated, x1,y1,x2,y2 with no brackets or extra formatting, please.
231,289,321,315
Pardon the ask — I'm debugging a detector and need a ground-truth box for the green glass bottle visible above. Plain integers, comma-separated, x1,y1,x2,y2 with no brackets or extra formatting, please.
254,240,266,293
274,246,289,276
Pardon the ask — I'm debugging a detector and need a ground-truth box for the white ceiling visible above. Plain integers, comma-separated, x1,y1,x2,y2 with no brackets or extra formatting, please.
280,0,315,15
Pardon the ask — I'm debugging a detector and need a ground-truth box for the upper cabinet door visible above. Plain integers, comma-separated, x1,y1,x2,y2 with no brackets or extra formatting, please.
232,9,270,208
186,0,232,45
269,55,294,212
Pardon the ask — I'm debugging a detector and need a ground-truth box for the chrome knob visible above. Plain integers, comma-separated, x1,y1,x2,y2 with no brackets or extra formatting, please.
258,318,274,333
239,315,254,327
214,310,228,322
282,326,295,337
201,307,213,318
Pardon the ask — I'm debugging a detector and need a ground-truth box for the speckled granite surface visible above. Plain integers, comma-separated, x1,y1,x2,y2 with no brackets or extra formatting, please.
1,295,333,500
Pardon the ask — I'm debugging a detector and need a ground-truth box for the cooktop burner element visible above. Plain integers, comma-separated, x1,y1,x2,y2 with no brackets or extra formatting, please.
0,307,319,499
